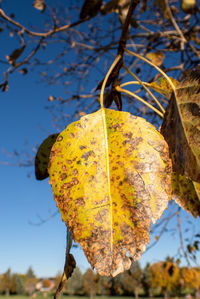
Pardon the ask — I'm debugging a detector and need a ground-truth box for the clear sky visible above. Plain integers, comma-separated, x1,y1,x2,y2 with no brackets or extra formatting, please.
0,0,199,278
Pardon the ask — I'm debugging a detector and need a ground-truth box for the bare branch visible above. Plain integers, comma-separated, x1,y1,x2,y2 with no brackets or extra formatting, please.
0,8,91,37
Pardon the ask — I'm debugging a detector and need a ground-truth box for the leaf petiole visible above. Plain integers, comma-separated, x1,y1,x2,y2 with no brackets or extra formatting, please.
100,55,122,108
124,48,176,93
122,64,165,113
116,85,164,118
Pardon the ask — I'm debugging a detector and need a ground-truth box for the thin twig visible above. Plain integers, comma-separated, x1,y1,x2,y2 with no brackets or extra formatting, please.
164,0,186,44
116,86,164,117
177,209,190,265
0,8,91,37
10,37,45,73
97,0,139,91
164,0,186,70
146,210,177,252
124,48,176,93
123,64,165,113
100,55,122,108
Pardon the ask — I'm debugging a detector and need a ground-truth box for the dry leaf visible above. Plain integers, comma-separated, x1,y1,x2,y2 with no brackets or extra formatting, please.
18,68,28,75
104,89,114,109
181,0,196,13
48,95,54,102
79,111,86,116
80,0,103,19
35,134,59,180
49,108,171,277
161,70,200,182
54,231,76,299
6,45,25,65
146,52,165,66
0,81,8,92
32,0,46,12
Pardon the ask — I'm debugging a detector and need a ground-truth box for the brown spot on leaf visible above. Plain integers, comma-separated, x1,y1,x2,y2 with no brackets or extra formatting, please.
81,151,95,161
79,145,86,150
57,135,63,142
70,133,75,138
60,173,67,180
72,169,78,176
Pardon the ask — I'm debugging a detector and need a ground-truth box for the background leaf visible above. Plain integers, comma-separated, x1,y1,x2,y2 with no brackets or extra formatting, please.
148,77,179,99
35,133,59,180
172,173,200,217
49,108,172,277
161,70,200,182
32,0,46,12
146,52,165,66
6,45,26,65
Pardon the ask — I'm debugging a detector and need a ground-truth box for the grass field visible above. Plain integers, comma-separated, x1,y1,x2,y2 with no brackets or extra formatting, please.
0,296,140,299
0,296,159,299
0,296,148,299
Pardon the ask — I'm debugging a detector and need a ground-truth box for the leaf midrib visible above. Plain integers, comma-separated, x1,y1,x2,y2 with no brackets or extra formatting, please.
101,108,113,257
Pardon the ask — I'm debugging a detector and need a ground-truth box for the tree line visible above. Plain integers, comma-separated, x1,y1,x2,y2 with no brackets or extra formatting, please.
1,259,200,299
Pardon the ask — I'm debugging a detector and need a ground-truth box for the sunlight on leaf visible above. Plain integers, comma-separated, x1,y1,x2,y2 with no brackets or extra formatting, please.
148,77,179,99
49,108,172,277
35,133,59,180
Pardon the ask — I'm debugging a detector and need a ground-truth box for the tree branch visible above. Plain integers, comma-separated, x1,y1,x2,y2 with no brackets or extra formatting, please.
0,8,91,37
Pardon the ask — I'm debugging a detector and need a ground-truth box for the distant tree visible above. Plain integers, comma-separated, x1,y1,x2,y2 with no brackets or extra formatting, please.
26,266,36,279
99,276,119,296
149,261,180,299
120,261,143,299
16,274,25,295
67,267,83,295
24,267,37,296
180,267,200,293
0,268,11,295
0,268,17,295
82,268,100,299
142,262,152,297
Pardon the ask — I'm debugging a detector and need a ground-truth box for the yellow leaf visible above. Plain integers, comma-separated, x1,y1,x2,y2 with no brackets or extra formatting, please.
148,77,179,99
48,108,172,277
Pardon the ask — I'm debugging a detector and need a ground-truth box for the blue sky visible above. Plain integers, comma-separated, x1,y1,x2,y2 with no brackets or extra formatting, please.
0,0,199,278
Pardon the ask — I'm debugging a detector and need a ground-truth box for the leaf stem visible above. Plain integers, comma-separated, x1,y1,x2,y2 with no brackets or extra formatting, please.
124,49,176,93
100,55,122,108
123,64,165,113
116,86,164,118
